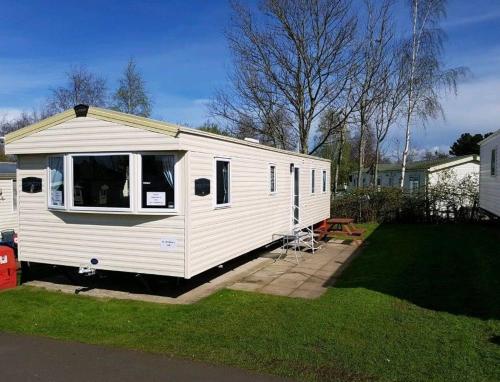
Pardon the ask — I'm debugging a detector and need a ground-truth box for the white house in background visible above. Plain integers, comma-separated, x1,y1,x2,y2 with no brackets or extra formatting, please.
479,130,500,217
0,162,17,232
348,155,480,193
5,105,330,279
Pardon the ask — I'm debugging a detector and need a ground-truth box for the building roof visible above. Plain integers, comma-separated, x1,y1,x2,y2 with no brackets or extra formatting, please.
357,155,479,174
0,162,16,179
5,106,329,163
479,129,500,145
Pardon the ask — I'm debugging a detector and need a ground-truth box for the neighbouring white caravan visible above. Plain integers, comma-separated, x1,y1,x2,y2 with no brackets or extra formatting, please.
348,155,480,193
479,130,500,217
5,105,330,278
0,162,17,232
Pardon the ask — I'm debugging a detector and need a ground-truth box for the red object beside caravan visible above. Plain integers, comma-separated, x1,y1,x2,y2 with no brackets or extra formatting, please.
0,245,17,290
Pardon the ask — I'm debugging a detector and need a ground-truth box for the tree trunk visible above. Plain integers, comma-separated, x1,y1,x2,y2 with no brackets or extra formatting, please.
333,124,345,198
400,0,419,189
357,108,366,189
373,140,380,189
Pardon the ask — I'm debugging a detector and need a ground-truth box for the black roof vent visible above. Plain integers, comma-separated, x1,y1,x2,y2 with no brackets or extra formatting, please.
74,104,89,117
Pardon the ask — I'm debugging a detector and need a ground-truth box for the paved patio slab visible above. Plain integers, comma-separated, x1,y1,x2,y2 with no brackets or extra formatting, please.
229,242,360,299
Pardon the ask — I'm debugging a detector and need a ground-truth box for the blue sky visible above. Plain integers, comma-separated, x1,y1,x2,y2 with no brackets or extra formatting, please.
0,0,499,154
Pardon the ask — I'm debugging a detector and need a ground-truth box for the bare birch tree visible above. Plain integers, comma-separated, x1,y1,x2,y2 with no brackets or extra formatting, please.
399,0,468,188
211,0,357,154
113,58,152,117
351,0,395,188
372,44,407,186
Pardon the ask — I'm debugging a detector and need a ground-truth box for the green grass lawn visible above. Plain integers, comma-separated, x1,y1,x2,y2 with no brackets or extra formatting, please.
0,223,499,381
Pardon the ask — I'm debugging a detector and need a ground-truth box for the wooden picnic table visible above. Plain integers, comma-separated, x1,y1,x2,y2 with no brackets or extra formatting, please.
327,218,364,236
327,218,354,224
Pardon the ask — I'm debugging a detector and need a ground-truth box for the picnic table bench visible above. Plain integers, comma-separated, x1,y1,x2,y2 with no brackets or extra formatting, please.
327,218,365,237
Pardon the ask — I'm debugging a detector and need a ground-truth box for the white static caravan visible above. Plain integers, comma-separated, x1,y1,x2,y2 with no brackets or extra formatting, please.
5,105,330,278
348,155,480,193
479,130,500,217
0,162,17,232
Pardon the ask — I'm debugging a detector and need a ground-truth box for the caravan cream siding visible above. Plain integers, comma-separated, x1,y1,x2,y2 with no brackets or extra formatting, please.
180,132,331,278
6,116,179,154
17,153,186,277
480,135,500,216
0,179,17,232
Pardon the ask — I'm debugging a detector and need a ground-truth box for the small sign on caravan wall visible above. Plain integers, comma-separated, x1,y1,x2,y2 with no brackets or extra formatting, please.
160,237,177,251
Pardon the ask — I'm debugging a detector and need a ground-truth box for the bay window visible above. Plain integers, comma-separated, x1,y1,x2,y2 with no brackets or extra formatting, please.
48,156,65,208
72,154,130,209
47,152,179,214
141,154,176,209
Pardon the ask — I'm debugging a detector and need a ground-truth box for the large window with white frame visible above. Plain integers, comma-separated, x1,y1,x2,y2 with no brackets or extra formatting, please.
47,152,180,214
48,156,65,208
140,154,176,209
269,164,277,194
215,158,230,206
72,154,131,209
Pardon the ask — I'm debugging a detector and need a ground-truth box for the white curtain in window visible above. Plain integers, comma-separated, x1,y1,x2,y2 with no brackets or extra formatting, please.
222,163,228,203
50,157,64,188
50,156,64,206
161,155,175,188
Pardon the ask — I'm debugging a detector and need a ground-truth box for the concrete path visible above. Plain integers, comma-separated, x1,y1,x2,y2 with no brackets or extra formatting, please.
25,255,273,305
230,241,359,298
0,332,291,382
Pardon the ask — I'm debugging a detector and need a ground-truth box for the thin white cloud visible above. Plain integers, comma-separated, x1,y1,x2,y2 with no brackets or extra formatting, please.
444,10,500,29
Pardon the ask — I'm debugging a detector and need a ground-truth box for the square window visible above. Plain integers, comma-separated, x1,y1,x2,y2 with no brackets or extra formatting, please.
72,155,130,208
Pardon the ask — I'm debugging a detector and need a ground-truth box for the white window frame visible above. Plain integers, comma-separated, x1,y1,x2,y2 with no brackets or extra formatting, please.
311,169,316,194
47,155,66,210
214,157,231,208
269,163,277,195
137,152,179,213
69,152,134,213
11,179,17,212
322,170,327,193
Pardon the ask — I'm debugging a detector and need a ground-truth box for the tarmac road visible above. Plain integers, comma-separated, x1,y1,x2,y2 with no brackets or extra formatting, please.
0,332,291,382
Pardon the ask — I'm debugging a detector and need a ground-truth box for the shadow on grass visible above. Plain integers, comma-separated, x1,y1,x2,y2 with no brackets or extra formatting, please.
331,222,500,321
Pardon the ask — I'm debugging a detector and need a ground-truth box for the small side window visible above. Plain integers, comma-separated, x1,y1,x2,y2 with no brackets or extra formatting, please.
215,159,230,206
269,165,277,193
492,148,497,176
311,169,316,194
322,170,327,193
12,180,17,212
